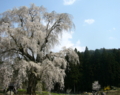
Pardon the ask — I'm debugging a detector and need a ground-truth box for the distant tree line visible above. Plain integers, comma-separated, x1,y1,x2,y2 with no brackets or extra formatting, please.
53,47,120,93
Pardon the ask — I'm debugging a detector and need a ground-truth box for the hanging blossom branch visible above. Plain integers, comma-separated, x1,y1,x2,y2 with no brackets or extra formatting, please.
0,4,79,94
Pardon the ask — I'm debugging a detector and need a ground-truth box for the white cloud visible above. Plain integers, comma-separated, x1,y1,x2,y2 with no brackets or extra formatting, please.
52,31,85,52
84,19,95,24
74,40,85,51
63,0,76,5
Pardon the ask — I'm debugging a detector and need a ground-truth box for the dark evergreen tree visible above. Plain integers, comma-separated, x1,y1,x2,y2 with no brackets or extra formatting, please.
64,47,120,92
64,49,80,93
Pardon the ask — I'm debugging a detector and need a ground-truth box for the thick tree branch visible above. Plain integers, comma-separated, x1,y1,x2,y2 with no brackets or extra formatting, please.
40,19,61,51
7,27,20,48
0,48,17,54
19,15,24,27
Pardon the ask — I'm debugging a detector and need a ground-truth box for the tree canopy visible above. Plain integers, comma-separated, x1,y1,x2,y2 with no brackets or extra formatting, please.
0,4,79,94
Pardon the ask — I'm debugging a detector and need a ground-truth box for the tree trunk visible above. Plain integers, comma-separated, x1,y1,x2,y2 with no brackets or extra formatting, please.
27,72,38,95
74,83,75,93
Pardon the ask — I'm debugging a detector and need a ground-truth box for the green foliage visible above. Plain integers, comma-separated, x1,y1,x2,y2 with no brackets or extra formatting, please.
18,89,26,92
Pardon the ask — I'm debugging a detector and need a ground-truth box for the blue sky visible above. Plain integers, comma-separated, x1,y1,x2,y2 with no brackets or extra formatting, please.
0,0,120,52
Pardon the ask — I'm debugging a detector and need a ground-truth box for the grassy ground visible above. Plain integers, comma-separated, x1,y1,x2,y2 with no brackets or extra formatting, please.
0,89,120,95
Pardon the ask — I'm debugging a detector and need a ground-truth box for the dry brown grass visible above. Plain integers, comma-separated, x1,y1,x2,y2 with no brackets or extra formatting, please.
106,90,120,95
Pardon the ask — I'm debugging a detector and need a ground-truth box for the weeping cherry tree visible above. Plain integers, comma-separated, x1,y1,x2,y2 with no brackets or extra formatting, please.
0,4,79,95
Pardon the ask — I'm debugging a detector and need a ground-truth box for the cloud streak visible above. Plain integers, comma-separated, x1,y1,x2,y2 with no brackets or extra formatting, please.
84,19,95,24
63,0,76,5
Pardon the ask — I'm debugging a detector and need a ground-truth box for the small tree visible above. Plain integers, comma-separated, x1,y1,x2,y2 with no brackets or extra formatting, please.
92,81,101,94
0,4,79,95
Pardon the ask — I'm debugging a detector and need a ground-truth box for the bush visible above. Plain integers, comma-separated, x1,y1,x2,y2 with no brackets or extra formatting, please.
104,86,111,91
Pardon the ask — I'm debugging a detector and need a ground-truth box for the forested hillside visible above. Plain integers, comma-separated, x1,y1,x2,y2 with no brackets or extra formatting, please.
63,47,120,93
